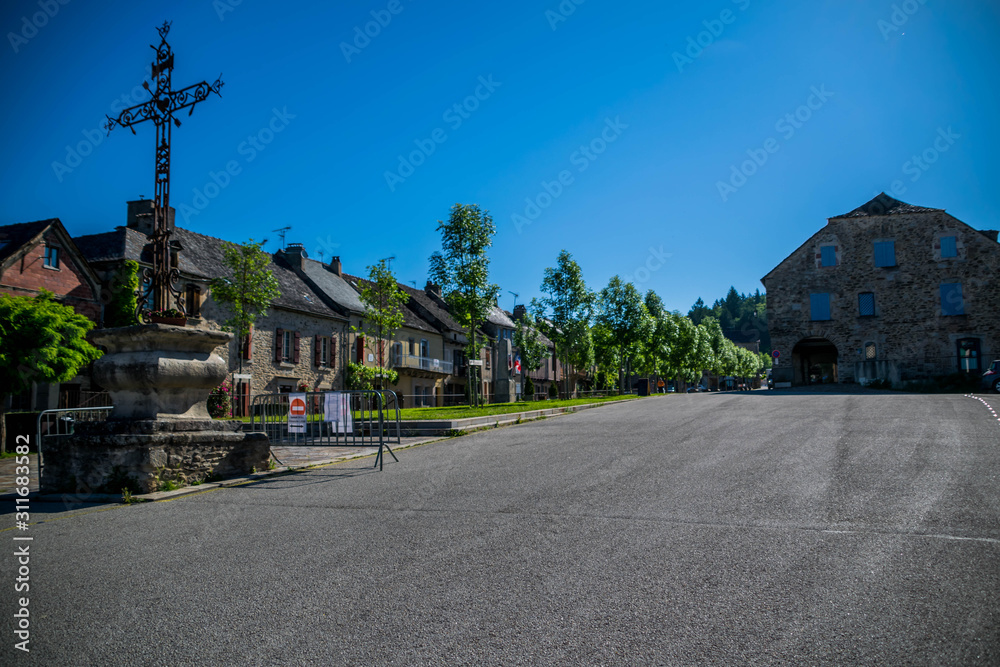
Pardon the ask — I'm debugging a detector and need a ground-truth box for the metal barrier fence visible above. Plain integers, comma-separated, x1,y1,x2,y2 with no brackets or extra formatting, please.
36,406,113,475
250,390,400,470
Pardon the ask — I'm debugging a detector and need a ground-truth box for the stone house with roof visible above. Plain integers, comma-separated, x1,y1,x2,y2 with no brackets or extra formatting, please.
762,193,1000,387
77,201,349,414
511,305,567,399
0,218,104,410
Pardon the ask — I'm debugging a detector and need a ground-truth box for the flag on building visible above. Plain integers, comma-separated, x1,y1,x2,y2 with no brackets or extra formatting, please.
514,354,521,373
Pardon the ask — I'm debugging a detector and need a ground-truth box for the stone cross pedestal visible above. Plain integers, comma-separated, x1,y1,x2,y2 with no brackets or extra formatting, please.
41,324,269,495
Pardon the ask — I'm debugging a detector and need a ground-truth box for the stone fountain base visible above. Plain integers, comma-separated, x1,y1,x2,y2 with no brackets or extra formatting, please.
40,324,270,496
41,420,269,495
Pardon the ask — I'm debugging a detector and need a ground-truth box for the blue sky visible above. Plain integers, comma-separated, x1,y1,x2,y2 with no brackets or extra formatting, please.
1,0,998,314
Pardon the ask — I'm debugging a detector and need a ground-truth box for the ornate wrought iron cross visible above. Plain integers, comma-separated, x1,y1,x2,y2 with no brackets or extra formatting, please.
105,21,223,321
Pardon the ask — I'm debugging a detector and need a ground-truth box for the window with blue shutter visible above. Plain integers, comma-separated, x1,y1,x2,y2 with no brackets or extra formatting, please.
858,292,875,316
810,293,831,321
874,241,896,267
940,283,964,316
940,236,957,258
820,245,836,267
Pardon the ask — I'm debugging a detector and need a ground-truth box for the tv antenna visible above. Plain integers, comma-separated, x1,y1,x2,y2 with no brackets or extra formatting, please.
380,255,396,271
272,226,292,250
508,290,519,310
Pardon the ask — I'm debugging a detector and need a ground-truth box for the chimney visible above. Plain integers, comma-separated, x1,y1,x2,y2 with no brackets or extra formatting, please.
329,255,342,277
425,280,441,296
280,243,307,269
126,199,175,235
979,229,999,243
513,304,527,321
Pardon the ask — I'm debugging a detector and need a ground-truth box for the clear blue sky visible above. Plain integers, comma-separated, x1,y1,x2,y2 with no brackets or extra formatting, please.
2,0,998,314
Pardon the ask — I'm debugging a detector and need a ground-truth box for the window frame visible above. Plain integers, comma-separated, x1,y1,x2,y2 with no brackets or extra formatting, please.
820,245,837,267
940,235,957,259
873,240,896,268
43,245,60,269
858,292,875,317
810,293,831,321
940,283,964,316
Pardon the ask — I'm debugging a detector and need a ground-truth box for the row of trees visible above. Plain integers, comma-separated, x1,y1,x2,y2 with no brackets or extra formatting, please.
522,251,772,395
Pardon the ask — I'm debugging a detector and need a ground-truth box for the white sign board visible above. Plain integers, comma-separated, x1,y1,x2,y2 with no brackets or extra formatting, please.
287,393,307,433
468,360,484,366
324,391,353,433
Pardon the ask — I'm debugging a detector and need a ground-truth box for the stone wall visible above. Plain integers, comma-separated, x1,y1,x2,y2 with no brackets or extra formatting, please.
764,208,1000,385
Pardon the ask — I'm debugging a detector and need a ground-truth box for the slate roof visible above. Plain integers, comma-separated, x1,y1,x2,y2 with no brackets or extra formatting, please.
76,225,342,320
297,257,366,315
487,305,516,329
830,193,943,219
341,273,438,334
0,220,53,265
395,282,465,334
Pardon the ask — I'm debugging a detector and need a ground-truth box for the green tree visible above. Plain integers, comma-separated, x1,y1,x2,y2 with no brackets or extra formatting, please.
596,276,652,394
537,250,594,398
428,203,500,407
512,310,548,401
209,240,281,378
356,259,408,389
0,291,102,452
104,260,140,327
638,291,679,381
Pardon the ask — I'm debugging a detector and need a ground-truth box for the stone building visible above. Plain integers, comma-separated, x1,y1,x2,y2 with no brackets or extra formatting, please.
77,201,348,413
762,194,1000,387
0,218,104,410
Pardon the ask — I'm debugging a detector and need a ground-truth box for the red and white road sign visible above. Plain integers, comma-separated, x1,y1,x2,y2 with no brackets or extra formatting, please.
290,397,307,415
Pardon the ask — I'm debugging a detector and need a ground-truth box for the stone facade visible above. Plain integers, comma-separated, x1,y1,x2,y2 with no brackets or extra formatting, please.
763,194,1000,386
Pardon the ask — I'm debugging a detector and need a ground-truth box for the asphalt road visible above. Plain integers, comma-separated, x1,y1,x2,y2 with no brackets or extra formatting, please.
2,390,999,665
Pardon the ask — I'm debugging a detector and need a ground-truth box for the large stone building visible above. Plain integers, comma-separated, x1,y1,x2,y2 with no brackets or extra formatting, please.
763,194,1000,387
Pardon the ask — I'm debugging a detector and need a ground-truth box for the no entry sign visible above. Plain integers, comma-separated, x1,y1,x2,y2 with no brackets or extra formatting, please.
288,393,307,433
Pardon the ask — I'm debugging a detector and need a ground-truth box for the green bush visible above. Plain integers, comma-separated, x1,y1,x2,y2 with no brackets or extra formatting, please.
524,377,534,399
548,383,558,399
346,362,399,390
105,260,139,327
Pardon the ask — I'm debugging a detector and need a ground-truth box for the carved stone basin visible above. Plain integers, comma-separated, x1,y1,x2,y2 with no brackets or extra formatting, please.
91,323,232,421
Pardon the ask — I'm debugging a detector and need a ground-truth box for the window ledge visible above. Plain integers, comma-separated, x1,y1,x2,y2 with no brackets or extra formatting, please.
278,361,297,368
42,264,60,271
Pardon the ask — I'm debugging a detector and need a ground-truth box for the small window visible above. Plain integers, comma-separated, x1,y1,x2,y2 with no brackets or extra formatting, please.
941,283,964,316
43,246,59,269
858,292,875,317
958,338,980,373
865,342,876,360
874,241,896,267
282,330,292,360
940,236,957,258
184,284,201,317
810,293,831,321
820,245,837,267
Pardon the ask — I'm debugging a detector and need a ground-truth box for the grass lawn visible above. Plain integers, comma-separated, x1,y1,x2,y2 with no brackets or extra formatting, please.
397,394,642,421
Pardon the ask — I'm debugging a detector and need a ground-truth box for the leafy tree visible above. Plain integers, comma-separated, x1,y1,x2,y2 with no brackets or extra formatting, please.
209,240,281,377
596,276,652,393
104,259,140,327
512,310,548,400
688,297,712,326
356,259,408,389
0,291,102,452
428,203,500,407
537,250,594,398
635,291,676,381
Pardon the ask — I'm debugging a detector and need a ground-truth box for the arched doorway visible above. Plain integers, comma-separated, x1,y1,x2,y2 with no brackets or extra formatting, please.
792,337,838,385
